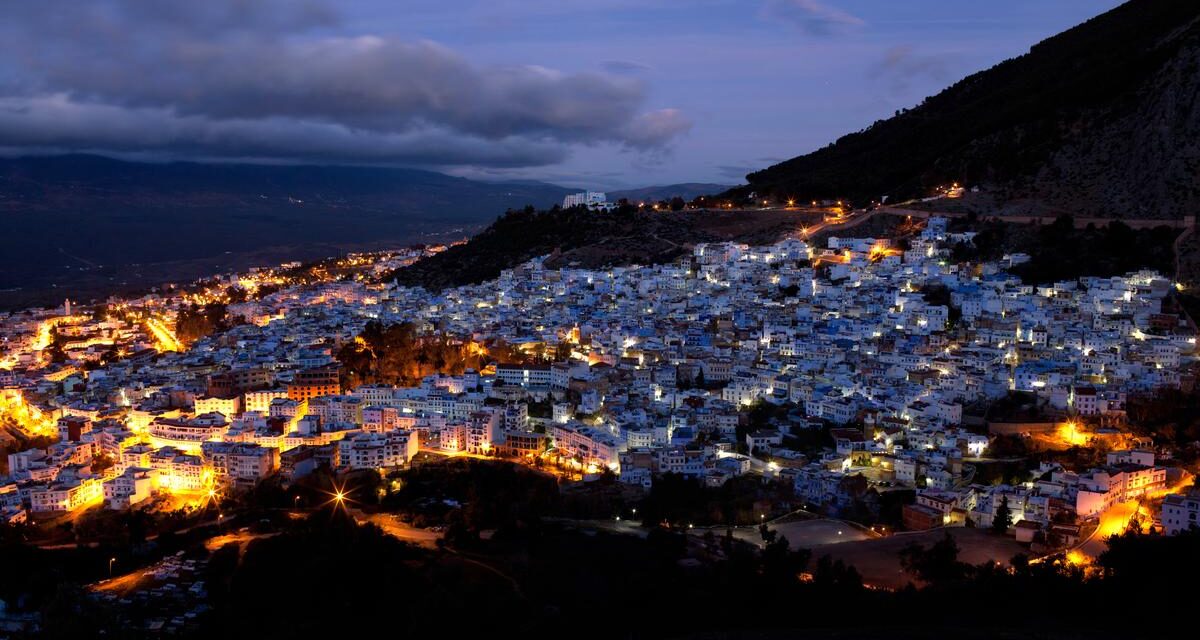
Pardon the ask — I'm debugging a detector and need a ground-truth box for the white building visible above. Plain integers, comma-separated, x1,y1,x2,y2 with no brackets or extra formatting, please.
104,468,154,510
549,421,620,471
563,191,614,211
31,477,104,513
338,430,419,470
202,442,279,485
1162,491,1200,536
495,364,552,388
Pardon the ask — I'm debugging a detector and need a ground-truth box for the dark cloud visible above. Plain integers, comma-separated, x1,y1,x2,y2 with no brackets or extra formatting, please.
0,0,689,168
601,59,653,74
0,95,572,168
620,109,693,149
761,0,864,36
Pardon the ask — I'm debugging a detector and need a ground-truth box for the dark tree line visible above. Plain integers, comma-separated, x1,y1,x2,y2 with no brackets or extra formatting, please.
336,321,492,388
175,303,229,345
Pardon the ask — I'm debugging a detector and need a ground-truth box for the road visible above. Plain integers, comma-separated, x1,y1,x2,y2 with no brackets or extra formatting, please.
877,205,1192,230
795,209,879,239
1073,472,1194,560
352,509,525,598
350,509,442,548
1075,500,1142,560
144,316,183,352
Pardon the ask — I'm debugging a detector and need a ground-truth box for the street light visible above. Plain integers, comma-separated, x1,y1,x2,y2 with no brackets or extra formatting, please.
109,557,117,577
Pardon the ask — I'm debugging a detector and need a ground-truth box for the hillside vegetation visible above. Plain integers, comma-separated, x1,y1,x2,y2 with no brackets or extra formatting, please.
390,207,814,290
738,0,1200,219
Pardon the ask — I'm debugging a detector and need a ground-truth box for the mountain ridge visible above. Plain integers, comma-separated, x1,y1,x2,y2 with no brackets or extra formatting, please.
609,183,731,204
735,0,1200,219
0,154,576,309
0,154,577,220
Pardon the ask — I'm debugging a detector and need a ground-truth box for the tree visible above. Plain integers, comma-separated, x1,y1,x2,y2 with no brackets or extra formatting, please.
176,303,228,344
899,532,970,585
992,495,1013,534
759,523,777,544
46,327,68,363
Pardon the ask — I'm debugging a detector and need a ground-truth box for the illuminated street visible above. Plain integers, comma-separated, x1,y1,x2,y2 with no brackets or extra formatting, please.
0,388,56,437
1078,500,1143,560
144,316,183,352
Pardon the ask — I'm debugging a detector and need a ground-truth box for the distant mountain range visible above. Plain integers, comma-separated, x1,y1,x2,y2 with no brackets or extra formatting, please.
736,0,1200,219
0,153,728,308
0,154,581,308
0,154,578,223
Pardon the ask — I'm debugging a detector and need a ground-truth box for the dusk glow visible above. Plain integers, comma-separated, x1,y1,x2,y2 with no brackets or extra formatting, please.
0,0,1120,187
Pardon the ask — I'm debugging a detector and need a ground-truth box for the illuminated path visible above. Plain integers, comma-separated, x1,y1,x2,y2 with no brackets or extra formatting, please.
145,317,183,352
0,389,56,437
1076,500,1141,560
1075,473,1194,561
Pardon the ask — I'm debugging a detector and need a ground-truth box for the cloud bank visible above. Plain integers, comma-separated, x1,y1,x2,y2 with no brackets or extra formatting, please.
0,0,690,168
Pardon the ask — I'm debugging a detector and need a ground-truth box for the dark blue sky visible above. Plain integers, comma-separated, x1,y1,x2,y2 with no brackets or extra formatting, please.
0,0,1122,188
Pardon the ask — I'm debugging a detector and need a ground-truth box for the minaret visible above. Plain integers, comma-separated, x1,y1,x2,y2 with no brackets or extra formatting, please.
64,298,71,316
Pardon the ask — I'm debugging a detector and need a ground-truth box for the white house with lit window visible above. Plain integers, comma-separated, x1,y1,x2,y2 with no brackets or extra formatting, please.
1162,491,1200,536
104,467,154,510
202,442,279,485
338,430,418,470
495,364,552,388
31,477,103,513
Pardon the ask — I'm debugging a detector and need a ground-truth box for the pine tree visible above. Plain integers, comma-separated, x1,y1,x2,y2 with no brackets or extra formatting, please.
992,495,1013,534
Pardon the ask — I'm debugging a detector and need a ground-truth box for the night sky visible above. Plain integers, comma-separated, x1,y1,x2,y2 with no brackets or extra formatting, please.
0,0,1122,188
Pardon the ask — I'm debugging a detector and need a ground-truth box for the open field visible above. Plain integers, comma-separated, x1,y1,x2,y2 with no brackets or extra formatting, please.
809,528,1027,590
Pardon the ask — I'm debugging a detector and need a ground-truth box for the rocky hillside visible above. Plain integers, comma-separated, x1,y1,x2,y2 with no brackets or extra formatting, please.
739,0,1200,219
390,207,810,291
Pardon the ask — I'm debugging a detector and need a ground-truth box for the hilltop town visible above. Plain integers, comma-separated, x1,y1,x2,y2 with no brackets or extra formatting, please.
4,213,1197,588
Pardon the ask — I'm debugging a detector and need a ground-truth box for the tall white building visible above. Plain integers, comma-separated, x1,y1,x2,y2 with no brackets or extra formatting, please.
563,191,614,210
